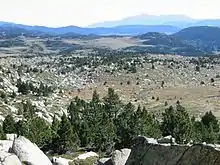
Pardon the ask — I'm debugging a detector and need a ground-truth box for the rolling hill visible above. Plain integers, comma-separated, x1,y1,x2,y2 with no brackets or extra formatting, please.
173,26,220,52
127,26,220,55
130,32,205,56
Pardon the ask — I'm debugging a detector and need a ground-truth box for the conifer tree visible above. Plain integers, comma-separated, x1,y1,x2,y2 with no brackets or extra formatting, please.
202,111,219,133
3,114,16,134
51,115,60,139
54,113,80,154
24,117,52,147
23,100,35,119
115,102,136,149
68,101,81,134
15,120,26,137
139,107,161,139
103,88,120,118
92,90,100,104
161,105,192,144
0,125,6,140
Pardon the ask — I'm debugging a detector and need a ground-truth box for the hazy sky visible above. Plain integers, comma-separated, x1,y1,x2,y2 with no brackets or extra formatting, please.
0,0,220,27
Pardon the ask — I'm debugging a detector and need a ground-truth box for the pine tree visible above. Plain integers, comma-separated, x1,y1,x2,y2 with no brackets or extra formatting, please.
115,102,136,149
17,80,30,95
54,113,80,154
0,125,6,140
139,108,161,139
174,104,192,143
202,111,219,133
15,120,26,137
23,100,35,119
24,117,52,147
92,90,100,104
161,105,192,144
103,88,120,119
161,106,176,137
3,114,16,134
84,99,105,148
51,115,60,139
93,118,116,154
68,101,81,134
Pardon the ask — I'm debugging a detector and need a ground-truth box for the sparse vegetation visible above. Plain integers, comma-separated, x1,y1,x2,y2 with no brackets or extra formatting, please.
1,28,220,161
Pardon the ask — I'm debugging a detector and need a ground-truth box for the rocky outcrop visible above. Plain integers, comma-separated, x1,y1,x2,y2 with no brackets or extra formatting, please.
125,136,220,165
0,151,21,165
0,140,13,152
12,136,52,165
6,134,17,141
112,149,131,165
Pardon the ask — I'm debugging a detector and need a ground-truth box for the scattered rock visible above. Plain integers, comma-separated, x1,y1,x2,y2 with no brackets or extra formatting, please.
97,158,113,165
157,135,176,144
0,140,13,152
52,157,72,165
0,151,21,165
12,136,52,165
75,151,98,160
112,148,131,165
6,134,17,141
144,137,158,144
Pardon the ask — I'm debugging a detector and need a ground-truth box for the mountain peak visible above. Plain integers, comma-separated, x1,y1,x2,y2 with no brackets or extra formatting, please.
88,14,196,28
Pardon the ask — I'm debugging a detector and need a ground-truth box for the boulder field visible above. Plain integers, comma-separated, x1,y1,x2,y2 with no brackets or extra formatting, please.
1,134,220,165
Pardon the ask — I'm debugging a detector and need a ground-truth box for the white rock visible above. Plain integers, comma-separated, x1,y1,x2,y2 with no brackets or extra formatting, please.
0,151,22,165
75,151,98,160
112,149,131,165
52,157,72,165
6,134,17,141
8,106,18,113
0,140,13,152
12,136,52,165
97,158,112,165
157,135,176,144
144,137,158,144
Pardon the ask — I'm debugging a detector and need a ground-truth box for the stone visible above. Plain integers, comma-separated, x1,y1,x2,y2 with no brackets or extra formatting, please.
52,157,73,165
112,149,131,165
0,140,13,152
176,144,220,165
75,151,98,160
97,158,113,165
157,135,176,144
0,151,22,165
6,134,17,141
12,136,52,165
125,136,220,165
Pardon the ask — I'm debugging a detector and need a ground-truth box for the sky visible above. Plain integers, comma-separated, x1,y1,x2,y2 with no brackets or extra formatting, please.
0,0,220,27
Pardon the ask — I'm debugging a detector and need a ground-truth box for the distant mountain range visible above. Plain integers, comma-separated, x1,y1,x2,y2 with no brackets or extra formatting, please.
88,14,197,28
0,22,180,35
88,14,220,29
1,18,220,56
1,14,220,36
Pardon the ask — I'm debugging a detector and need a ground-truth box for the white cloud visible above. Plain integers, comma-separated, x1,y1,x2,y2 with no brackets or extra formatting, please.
0,0,219,27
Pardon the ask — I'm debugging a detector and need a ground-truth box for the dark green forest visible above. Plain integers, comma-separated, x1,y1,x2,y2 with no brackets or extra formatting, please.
0,88,219,155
